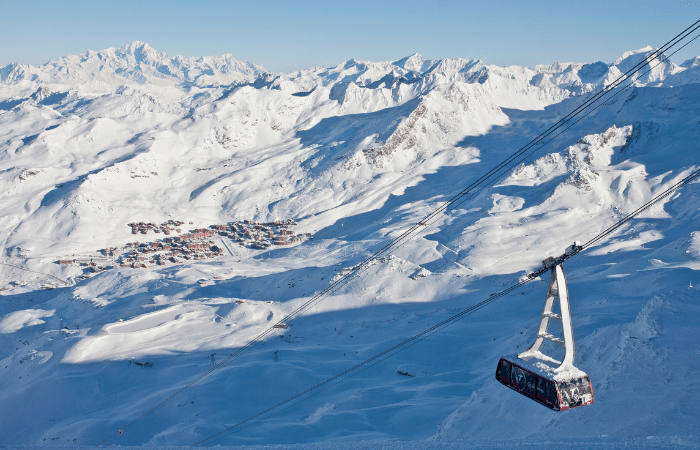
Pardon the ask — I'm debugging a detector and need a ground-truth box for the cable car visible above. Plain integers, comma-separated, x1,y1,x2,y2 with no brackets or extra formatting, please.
495,243,594,411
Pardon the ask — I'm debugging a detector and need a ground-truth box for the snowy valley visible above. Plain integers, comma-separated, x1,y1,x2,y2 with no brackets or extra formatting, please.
0,42,699,448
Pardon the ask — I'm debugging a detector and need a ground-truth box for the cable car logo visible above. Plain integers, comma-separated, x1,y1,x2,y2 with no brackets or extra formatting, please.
512,367,526,391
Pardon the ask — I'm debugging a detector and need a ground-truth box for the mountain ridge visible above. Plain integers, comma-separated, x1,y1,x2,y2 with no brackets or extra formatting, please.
2,42,695,100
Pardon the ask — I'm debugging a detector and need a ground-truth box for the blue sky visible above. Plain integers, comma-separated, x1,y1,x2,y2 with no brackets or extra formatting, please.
1,0,699,71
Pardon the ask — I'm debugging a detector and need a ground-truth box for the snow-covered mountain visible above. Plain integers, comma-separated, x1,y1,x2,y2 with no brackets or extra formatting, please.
0,42,699,448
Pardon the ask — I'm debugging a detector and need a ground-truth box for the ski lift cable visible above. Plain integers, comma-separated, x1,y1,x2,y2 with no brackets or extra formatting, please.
452,24,699,212
582,166,700,250
532,32,700,153
417,20,700,212
193,163,700,447
309,26,700,325
200,323,442,443
193,279,531,447
97,21,700,445
357,31,700,266
129,131,697,444
348,20,700,261
328,21,700,319
442,32,700,216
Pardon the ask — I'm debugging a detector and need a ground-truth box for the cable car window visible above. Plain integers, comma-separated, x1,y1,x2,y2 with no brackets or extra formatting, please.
537,378,557,407
522,371,537,398
496,359,511,384
559,377,592,409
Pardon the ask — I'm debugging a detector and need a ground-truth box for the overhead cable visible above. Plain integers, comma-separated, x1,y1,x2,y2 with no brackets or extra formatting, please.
194,162,700,447
98,19,700,445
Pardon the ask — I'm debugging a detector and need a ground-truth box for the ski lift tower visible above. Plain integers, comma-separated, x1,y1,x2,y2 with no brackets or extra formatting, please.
495,243,594,411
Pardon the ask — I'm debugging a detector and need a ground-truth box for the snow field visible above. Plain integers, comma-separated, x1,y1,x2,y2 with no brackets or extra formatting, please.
0,43,699,447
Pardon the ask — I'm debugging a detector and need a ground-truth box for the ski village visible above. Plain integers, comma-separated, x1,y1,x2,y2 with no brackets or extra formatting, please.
57,219,312,273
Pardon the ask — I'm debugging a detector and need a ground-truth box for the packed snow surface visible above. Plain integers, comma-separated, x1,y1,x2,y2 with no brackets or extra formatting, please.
0,42,699,448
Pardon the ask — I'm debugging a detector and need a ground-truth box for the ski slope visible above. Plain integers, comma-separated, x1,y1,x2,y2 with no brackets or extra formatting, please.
0,42,699,448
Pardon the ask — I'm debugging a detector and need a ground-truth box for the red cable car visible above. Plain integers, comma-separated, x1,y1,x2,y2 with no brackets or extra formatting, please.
495,243,594,411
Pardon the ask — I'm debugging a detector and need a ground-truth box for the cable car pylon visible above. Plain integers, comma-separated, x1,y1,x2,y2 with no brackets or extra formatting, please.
496,242,594,411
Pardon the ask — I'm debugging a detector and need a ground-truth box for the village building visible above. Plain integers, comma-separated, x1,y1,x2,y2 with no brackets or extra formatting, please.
72,218,310,272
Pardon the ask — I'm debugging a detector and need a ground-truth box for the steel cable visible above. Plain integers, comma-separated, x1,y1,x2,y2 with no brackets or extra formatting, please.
98,20,700,445
194,161,700,447
442,29,700,216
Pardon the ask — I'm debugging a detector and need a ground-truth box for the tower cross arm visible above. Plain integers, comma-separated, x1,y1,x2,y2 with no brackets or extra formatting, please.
527,242,582,280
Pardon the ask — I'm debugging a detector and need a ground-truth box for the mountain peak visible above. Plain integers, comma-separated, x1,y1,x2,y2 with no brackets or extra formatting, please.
117,41,159,63
123,41,154,52
613,45,655,66
0,42,265,87
680,56,700,68
393,53,425,72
